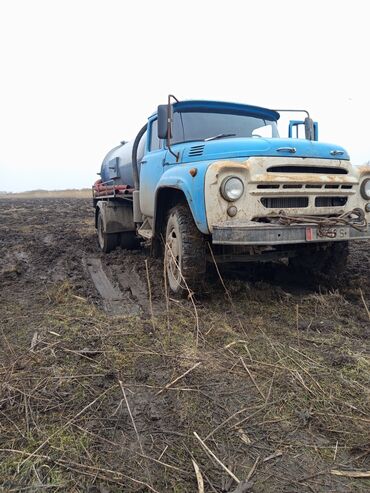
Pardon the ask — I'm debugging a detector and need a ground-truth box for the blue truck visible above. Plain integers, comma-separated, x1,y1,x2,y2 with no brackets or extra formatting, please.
93,95,370,293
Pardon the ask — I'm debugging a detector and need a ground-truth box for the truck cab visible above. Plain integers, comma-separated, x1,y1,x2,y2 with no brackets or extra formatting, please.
93,97,370,293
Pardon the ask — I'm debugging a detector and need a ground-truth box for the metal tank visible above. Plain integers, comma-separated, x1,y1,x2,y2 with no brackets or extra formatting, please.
100,132,147,187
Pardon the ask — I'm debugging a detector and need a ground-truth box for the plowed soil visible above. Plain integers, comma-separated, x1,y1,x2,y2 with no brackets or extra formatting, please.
0,197,369,492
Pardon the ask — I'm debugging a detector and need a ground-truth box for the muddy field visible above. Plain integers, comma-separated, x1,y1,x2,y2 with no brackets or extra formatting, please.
0,197,369,492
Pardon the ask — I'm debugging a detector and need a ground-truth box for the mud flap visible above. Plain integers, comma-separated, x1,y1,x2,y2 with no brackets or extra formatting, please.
96,200,135,234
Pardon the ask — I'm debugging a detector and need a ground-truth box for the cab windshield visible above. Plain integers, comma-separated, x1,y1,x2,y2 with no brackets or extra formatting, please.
171,111,279,144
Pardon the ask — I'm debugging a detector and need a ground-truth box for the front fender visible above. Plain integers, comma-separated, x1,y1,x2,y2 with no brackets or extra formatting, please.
155,162,212,234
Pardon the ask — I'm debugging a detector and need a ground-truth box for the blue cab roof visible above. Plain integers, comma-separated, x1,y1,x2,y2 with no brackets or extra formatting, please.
152,100,280,122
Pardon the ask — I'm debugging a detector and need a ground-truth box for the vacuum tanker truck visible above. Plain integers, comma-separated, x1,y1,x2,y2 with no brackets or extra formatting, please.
93,95,370,293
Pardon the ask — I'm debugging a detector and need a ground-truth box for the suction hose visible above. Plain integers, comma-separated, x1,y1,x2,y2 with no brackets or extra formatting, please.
131,123,148,190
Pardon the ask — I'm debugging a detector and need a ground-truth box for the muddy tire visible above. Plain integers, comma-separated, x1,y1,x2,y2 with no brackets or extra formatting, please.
165,204,206,294
97,211,119,253
290,241,349,282
119,231,140,250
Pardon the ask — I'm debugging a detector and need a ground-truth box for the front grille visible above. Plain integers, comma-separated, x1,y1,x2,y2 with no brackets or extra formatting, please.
255,183,353,190
267,165,348,175
315,196,348,207
261,197,308,208
257,184,279,189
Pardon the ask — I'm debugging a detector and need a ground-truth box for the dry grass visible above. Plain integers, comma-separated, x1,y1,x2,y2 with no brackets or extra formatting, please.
1,197,369,492
1,279,369,492
0,189,91,199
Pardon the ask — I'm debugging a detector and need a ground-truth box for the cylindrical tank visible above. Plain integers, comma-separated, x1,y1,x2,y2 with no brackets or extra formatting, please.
100,131,147,187
100,141,135,187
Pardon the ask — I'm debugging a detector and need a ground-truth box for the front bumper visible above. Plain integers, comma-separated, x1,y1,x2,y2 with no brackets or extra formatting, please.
212,221,370,245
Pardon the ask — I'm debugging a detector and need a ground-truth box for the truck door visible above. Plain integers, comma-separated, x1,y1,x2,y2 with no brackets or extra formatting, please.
139,118,166,218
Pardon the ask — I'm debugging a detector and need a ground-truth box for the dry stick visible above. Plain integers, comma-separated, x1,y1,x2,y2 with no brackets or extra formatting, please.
165,241,200,346
158,445,168,461
286,354,325,395
233,399,281,428
314,412,370,424
0,409,26,439
258,327,283,361
19,385,114,467
288,346,322,366
207,242,233,305
192,459,205,493
1,449,160,493
240,357,265,399
207,243,246,337
184,445,219,493
118,381,153,488
194,431,240,483
118,381,144,457
292,369,315,396
156,361,201,396
204,405,254,441
359,288,370,321
145,259,156,332
1,328,15,356
296,304,300,347
333,441,338,462
244,344,253,362
331,469,370,478
24,394,30,435
136,452,188,474
71,423,119,447
162,236,171,334
246,455,260,482
247,359,289,372
265,369,276,405
295,469,327,483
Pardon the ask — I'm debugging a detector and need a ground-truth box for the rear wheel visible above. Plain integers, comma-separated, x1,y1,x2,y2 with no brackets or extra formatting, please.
165,204,206,294
97,211,119,253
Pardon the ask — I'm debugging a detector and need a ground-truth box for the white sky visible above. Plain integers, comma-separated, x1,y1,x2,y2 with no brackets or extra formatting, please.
0,0,369,192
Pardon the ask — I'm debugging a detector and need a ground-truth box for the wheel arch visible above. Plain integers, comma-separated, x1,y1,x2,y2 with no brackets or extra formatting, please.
153,187,198,238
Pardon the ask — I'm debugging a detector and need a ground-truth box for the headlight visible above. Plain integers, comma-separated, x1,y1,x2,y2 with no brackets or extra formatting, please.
220,176,244,201
361,178,370,200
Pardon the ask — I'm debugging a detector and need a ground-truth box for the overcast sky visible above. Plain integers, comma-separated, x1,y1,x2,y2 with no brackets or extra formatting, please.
0,0,369,192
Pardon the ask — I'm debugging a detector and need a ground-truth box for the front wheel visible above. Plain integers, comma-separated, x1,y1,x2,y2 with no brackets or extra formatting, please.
165,204,206,294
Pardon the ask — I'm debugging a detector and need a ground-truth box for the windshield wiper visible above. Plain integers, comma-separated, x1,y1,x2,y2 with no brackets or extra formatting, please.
204,133,236,141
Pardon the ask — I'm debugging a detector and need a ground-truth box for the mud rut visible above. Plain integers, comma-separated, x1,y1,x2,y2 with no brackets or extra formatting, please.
1,197,370,493
1,197,369,317
0,198,162,316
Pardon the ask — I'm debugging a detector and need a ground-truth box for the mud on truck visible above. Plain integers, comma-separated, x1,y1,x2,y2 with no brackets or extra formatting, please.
93,95,370,293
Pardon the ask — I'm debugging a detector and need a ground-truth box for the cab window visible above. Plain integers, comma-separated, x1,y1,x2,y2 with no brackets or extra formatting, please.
150,120,161,151
137,132,147,163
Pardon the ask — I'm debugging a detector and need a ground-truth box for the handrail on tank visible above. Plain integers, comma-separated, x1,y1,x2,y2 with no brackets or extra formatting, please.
100,179,115,188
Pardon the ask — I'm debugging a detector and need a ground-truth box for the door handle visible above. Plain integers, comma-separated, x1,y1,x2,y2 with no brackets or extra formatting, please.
140,160,147,164
276,147,296,153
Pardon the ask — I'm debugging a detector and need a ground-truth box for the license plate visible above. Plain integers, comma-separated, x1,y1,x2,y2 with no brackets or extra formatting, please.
306,226,350,241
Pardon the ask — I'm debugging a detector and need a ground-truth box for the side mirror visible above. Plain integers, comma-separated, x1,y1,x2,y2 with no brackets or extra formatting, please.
304,117,315,141
157,104,170,139
289,119,319,141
